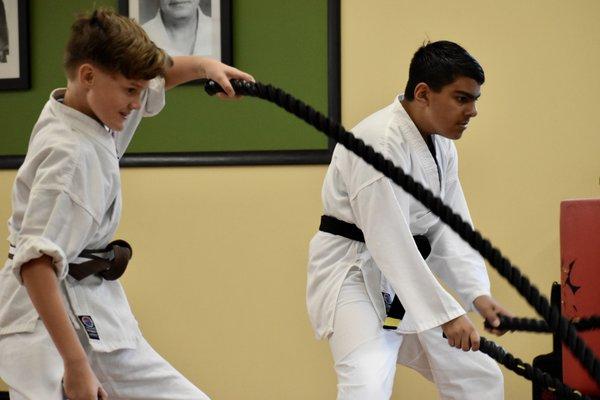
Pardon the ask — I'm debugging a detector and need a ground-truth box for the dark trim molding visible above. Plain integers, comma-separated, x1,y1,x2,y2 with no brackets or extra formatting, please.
1,150,332,169
120,150,330,168
0,391,8,399
0,155,24,170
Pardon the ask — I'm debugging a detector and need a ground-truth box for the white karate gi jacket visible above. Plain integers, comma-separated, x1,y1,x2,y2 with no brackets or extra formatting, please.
0,78,165,352
307,95,491,339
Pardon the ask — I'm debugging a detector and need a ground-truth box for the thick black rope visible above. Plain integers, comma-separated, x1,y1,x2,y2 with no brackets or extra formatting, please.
573,317,600,332
480,337,590,400
491,315,600,333
204,79,600,393
490,316,553,333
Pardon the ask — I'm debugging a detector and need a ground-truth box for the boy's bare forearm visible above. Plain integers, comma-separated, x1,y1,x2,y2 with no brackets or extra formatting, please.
164,56,207,89
21,256,87,364
164,56,254,94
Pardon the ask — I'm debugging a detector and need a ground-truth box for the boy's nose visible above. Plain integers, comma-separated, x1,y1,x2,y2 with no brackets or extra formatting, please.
467,103,478,118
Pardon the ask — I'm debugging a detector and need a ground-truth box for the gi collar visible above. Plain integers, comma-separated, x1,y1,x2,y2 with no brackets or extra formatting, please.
394,94,441,195
49,88,118,158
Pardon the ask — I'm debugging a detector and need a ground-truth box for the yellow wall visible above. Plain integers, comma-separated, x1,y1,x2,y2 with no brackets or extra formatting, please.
342,0,600,398
2,0,600,398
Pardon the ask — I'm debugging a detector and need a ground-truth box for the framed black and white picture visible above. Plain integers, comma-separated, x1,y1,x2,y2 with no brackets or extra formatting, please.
119,0,232,65
0,0,29,90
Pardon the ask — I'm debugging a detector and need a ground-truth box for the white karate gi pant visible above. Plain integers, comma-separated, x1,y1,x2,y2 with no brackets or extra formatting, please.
329,268,504,400
0,320,210,400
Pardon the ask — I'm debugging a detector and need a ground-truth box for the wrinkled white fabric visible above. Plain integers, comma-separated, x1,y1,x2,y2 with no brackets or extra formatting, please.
0,320,210,400
329,268,503,400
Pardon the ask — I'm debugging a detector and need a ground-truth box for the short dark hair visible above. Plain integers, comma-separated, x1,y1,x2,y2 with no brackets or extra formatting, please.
404,40,484,100
64,8,172,80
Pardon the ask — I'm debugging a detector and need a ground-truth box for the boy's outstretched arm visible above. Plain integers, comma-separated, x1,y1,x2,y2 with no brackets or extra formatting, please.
164,56,254,94
21,256,108,400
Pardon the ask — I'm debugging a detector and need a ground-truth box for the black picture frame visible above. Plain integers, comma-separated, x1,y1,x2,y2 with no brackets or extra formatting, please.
0,0,29,91
118,0,232,66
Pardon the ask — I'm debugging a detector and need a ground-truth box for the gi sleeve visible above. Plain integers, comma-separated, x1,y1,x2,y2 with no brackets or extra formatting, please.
11,145,98,283
143,76,166,117
426,142,491,311
350,174,466,333
115,76,167,157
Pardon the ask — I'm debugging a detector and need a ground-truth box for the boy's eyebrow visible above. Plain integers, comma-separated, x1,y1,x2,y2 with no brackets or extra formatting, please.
455,90,481,100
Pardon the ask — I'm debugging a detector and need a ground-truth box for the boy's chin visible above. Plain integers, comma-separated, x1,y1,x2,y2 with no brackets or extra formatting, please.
438,130,463,141
106,121,124,132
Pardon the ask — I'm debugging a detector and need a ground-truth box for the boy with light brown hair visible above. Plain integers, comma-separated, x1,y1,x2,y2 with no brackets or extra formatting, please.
0,8,252,400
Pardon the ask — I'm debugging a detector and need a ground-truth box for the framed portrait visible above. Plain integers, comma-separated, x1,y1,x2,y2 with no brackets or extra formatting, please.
119,0,232,65
0,0,29,90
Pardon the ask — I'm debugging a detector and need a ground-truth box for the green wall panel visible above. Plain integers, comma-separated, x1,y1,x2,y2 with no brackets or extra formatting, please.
0,0,330,159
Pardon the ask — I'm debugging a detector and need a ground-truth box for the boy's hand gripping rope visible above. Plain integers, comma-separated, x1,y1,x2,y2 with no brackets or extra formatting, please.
205,79,598,398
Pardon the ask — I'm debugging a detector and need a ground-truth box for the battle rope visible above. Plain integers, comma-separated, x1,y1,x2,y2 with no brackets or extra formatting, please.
480,337,590,400
204,79,600,396
491,315,600,334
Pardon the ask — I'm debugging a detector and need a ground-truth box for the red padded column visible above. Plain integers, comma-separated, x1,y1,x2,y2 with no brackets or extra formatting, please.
561,199,600,395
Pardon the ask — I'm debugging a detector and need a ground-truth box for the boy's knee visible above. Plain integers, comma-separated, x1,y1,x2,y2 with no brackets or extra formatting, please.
336,362,395,400
337,378,392,400
480,356,504,384
464,357,504,398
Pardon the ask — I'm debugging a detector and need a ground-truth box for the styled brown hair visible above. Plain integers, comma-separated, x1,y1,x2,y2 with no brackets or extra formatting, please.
64,8,172,80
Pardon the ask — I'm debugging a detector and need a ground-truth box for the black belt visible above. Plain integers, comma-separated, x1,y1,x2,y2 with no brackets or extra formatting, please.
319,215,431,330
8,240,132,281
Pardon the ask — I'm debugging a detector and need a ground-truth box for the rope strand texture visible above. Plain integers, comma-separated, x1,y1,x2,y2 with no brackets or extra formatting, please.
204,79,600,394
492,316,600,334
480,337,590,400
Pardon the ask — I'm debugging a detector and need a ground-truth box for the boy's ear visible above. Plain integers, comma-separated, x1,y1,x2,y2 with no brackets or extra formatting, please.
413,82,430,105
78,63,95,88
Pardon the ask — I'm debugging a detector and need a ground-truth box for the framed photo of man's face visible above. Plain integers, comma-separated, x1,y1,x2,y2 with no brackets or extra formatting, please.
0,0,29,90
119,0,232,65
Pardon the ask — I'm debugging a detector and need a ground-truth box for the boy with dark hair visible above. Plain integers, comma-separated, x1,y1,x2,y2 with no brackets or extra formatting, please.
307,40,510,399
0,8,252,400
